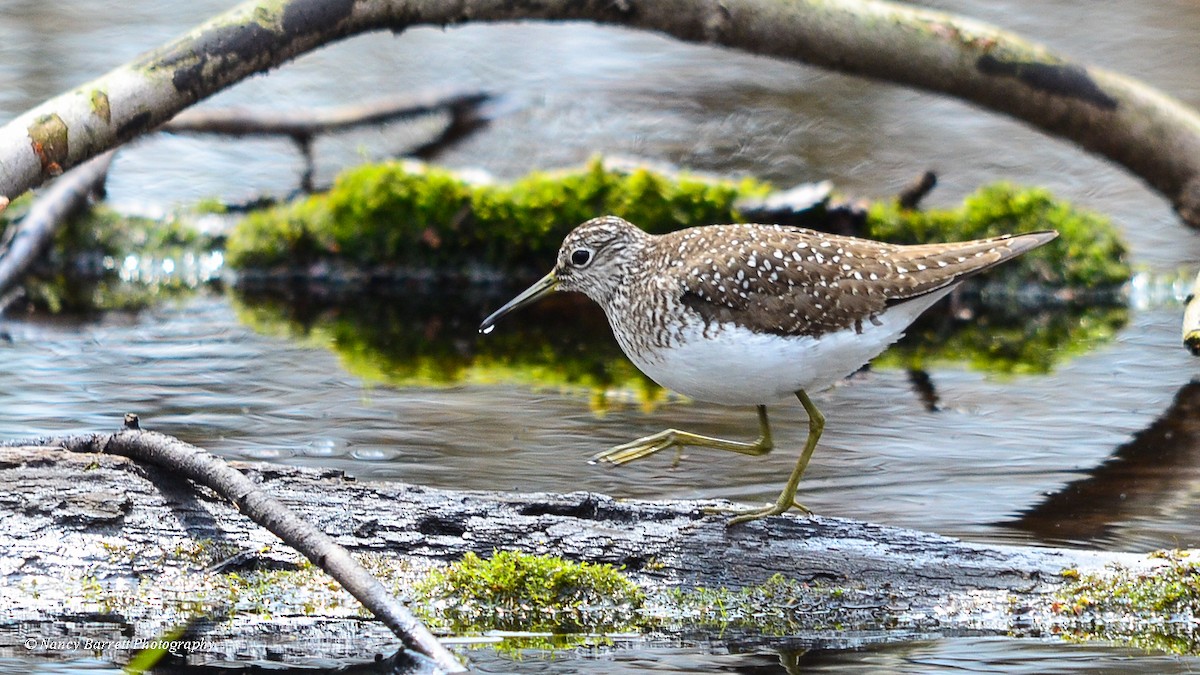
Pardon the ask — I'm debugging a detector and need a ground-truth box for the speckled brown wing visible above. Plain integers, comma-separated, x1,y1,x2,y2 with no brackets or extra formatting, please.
665,224,1057,338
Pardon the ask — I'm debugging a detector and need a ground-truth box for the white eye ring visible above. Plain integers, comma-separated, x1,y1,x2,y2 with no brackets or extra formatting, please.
569,248,594,267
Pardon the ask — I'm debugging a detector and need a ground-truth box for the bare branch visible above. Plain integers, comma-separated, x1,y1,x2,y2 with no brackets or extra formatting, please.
0,151,114,299
161,88,490,138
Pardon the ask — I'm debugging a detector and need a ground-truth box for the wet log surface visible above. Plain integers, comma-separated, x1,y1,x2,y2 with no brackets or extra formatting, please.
0,446,1155,669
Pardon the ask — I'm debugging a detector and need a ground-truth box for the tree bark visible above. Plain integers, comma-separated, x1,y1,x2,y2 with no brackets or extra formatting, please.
1,0,1199,225
1,423,464,672
0,443,1163,667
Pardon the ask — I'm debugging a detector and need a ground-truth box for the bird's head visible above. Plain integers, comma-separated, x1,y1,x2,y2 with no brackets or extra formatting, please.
479,215,647,334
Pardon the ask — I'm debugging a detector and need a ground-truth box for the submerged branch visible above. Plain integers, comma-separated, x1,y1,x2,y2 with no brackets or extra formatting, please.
0,151,114,299
164,88,491,192
0,0,1199,225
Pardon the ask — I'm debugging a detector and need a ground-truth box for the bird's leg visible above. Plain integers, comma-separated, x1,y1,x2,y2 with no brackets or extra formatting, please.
590,405,774,466
714,389,825,525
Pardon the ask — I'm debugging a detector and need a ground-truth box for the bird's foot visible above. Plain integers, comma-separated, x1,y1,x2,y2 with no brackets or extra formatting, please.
589,430,683,466
705,499,812,526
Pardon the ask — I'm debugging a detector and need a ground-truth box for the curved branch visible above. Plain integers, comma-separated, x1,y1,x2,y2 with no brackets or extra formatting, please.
0,0,1198,225
0,151,114,298
6,416,465,672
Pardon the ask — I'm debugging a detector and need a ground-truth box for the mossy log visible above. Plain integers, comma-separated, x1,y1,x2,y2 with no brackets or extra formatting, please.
0,444,1170,668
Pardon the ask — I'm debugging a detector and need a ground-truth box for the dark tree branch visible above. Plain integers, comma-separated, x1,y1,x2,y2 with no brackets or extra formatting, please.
897,170,938,211
162,88,492,193
160,88,490,138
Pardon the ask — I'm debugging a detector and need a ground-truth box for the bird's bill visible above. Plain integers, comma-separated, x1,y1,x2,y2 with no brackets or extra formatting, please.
479,272,558,334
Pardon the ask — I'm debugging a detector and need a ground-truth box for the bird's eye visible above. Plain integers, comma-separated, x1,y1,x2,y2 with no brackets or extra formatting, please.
570,248,593,267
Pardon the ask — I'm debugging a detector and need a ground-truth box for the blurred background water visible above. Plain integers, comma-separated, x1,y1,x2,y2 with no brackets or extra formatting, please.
2,0,1200,672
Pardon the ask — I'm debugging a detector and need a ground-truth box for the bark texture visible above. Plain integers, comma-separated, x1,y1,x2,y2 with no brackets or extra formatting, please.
1,0,1199,224
0,445,1159,667
0,426,464,672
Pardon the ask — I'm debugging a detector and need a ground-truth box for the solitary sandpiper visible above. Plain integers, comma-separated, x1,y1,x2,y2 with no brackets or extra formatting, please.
479,216,1057,525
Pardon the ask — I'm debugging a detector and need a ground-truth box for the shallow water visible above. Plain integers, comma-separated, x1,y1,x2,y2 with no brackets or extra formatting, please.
3,0,1200,671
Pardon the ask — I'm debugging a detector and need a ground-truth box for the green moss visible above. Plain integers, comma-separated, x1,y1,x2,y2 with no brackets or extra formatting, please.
414,550,645,634
27,113,69,172
867,182,1130,288
191,197,229,215
648,573,875,636
228,161,1128,292
1055,551,1200,655
0,192,34,227
227,158,771,270
89,90,111,125
59,205,206,258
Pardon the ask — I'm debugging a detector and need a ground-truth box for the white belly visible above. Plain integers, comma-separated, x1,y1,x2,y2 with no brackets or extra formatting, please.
622,289,953,406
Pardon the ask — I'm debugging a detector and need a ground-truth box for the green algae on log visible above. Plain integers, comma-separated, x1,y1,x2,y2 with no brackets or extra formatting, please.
226,159,1129,290
1055,550,1200,655
414,550,645,635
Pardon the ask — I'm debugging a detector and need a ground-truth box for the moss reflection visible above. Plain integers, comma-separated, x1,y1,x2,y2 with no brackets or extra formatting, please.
233,285,1125,406
231,287,668,411
877,300,1129,375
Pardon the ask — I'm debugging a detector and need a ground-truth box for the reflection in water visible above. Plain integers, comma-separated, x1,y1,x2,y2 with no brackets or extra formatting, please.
464,637,1200,674
231,284,665,412
879,297,1128,375
232,283,1124,411
1007,379,1200,548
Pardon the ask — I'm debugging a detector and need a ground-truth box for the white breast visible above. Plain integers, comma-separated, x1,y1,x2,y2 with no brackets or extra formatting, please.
616,288,955,406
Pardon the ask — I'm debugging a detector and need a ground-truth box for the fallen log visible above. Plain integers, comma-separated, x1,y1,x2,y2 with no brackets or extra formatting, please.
0,422,463,672
0,440,1166,668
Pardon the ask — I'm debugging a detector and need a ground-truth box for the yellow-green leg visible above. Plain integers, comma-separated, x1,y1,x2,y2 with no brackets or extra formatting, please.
590,405,774,465
718,389,825,525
